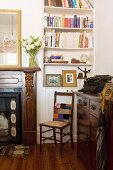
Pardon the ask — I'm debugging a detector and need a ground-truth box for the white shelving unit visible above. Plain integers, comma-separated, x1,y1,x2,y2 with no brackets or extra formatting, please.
43,1,94,88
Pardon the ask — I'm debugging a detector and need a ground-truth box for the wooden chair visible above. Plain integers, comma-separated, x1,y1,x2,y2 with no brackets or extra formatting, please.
39,91,74,157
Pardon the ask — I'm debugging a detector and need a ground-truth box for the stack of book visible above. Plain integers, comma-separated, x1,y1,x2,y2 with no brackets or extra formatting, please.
45,31,94,48
49,54,68,63
44,0,94,9
44,13,93,28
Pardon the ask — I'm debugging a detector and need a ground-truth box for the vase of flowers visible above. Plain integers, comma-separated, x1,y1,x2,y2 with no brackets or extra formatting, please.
22,36,42,67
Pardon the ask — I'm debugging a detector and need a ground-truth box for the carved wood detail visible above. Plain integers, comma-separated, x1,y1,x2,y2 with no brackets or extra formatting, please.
25,73,34,97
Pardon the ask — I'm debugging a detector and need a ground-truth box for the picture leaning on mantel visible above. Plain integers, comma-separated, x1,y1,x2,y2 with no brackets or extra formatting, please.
46,74,62,87
62,70,77,87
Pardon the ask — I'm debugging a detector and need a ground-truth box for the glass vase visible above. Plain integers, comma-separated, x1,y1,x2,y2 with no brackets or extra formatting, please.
29,54,38,67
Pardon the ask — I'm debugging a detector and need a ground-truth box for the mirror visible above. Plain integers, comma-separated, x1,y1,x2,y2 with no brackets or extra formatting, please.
0,10,21,67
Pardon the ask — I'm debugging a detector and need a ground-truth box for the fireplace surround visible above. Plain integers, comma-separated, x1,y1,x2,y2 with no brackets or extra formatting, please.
0,67,40,145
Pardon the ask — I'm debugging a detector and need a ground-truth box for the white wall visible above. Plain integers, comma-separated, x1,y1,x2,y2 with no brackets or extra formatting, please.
95,0,113,75
1,0,112,144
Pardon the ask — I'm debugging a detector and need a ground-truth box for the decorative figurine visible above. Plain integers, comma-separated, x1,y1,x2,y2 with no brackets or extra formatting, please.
78,67,91,78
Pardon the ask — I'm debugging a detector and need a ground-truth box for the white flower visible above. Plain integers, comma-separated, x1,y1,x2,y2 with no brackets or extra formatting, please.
22,36,43,56
26,45,31,50
34,41,40,46
31,44,35,49
27,37,32,45
22,41,27,47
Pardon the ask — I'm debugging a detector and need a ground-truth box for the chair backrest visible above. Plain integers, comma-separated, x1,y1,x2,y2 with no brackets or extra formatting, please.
53,91,74,123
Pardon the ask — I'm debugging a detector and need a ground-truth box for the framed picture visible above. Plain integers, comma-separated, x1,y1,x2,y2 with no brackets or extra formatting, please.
62,70,77,87
46,74,62,87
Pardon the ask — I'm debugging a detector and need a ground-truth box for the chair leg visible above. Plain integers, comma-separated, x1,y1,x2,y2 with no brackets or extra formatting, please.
70,125,74,148
53,128,57,145
60,129,63,157
40,125,42,152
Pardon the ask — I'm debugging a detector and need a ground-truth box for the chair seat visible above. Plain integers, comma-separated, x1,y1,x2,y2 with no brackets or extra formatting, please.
40,120,70,128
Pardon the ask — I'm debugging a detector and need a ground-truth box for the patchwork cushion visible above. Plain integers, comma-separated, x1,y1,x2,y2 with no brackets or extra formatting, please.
53,103,72,121
58,108,71,115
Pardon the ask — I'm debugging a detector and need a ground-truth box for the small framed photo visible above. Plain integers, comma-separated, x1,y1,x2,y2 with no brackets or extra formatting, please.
62,70,77,87
46,74,62,87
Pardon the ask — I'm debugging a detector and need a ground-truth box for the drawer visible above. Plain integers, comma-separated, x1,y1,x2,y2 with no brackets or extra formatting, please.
77,96,89,110
90,100,101,118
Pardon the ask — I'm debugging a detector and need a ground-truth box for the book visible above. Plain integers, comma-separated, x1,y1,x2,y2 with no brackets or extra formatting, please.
55,0,62,7
44,13,49,27
80,0,89,8
51,30,56,47
87,0,94,8
45,32,52,47
44,0,49,6
61,0,67,7
74,15,77,28
67,0,72,7
55,31,60,47
50,15,54,27
71,0,78,8
50,55,64,62
48,0,56,6
70,17,74,28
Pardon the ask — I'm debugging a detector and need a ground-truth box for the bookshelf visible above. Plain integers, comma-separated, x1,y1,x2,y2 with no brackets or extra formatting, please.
43,0,94,87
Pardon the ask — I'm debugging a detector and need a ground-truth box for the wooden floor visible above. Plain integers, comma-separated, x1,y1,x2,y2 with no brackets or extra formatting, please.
0,143,86,170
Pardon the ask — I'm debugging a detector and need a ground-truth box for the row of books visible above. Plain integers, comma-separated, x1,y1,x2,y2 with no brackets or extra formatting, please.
44,13,93,28
44,0,94,8
45,30,94,48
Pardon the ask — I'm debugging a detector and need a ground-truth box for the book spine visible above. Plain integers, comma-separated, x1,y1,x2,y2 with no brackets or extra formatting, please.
44,13,49,27
70,18,74,28
72,0,78,8
51,30,56,47
50,16,54,27
61,0,66,7
55,0,62,7
67,0,72,7
74,15,77,28
87,0,94,8
76,0,80,8
64,18,69,27
65,0,69,7
55,31,60,47
44,0,49,6
77,17,80,28
80,0,89,8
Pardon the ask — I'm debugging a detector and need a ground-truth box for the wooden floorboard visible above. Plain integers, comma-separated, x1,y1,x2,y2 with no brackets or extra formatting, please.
0,143,86,170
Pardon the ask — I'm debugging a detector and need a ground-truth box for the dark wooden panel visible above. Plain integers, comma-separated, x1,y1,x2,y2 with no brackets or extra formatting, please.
23,131,37,145
77,93,101,170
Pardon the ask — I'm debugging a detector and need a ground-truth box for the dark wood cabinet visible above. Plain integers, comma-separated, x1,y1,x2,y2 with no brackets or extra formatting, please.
105,99,113,170
77,93,101,170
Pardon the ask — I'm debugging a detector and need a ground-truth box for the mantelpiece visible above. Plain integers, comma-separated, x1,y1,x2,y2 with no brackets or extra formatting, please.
0,67,41,145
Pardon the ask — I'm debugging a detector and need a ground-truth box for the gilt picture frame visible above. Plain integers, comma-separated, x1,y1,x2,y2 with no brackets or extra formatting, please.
46,74,62,87
62,70,77,87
